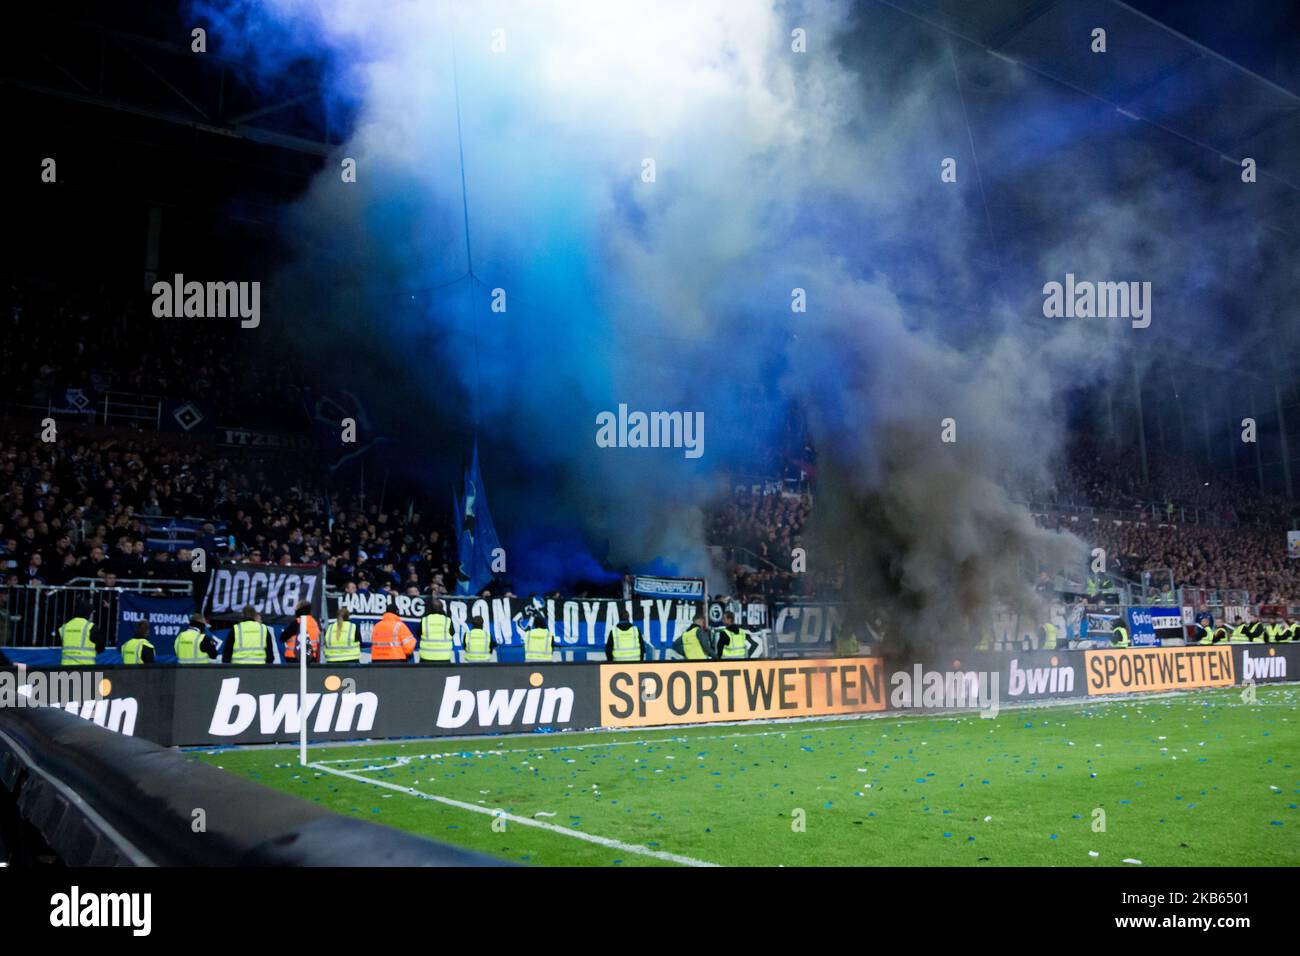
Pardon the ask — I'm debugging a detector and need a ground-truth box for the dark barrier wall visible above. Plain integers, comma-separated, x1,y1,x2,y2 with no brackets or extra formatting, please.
0,705,506,865
601,658,887,728
173,664,601,746
0,663,602,746
1,644,1296,747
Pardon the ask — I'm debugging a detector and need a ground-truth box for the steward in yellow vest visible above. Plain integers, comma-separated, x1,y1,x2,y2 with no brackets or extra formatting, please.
223,607,271,664
174,614,218,664
717,611,754,660
464,615,496,662
606,613,644,662
673,612,715,661
323,608,361,663
523,618,555,662
1111,624,1129,648
1040,621,1058,650
59,602,101,666
120,622,156,665
419,600,455,663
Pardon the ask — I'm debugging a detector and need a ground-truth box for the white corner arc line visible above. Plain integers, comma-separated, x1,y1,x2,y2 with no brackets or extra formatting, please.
309,760,718,868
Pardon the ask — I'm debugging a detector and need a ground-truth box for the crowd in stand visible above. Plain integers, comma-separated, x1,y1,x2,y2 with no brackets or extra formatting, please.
4,420,1300,609
1042,515,1300,605
1035,437,1300,528
1,279,302,432
705,487,828,598
4,276,1300,608
0,431,460,599
1027,438,1300,603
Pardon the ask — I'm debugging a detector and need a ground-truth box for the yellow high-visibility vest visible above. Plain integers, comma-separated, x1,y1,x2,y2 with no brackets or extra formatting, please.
230,621,268,664
60,618,97,666
720,627,749,659
174,628,209,664
524,627,554,662
680,625,708,660
324,621,360,663
121,638,154,665
611,625,641,662
419,613,454,662
465,628,491,662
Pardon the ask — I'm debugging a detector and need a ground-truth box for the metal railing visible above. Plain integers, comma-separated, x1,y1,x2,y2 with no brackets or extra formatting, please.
708,544,783,573
0,580,193,648
1026,499,1226,527
4,391,164,430
101,391,162,429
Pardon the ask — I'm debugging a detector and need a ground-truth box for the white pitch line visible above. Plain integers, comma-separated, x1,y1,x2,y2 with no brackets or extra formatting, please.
313,723,858,766
310,760,718,868
270,681,1300,768
313,684,1294,766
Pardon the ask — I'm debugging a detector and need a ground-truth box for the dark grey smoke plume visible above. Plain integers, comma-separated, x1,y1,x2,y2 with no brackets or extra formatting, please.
209,0,1300,631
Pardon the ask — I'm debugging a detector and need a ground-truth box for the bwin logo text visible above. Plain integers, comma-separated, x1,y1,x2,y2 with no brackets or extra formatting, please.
595,404,704,459
1242,650,1286,681
437,675,574,728
1007,657,1075,697
151,273,260,328
208,677,377,736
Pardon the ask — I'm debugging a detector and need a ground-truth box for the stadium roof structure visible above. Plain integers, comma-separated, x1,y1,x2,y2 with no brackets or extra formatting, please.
874,0,1300,376
882,0,1300,205
0,3,345,158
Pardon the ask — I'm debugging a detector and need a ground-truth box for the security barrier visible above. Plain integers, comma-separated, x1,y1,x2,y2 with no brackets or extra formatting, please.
1083,645,1236,695
0,581,192,649
0,704,506,866
2,644,1297,748
601,658,887,728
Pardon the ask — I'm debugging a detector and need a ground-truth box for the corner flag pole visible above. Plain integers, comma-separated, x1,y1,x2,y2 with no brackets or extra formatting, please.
298,613,308,767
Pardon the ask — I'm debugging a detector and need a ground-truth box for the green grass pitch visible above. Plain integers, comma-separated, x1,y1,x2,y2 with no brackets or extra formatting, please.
195,685,1300,866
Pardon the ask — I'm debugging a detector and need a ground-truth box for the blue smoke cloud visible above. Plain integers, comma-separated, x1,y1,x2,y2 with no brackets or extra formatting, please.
188,0,1294,629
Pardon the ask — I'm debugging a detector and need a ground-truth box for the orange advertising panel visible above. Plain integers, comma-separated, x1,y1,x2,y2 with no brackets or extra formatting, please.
600,658,886,728
1084,645,1236,696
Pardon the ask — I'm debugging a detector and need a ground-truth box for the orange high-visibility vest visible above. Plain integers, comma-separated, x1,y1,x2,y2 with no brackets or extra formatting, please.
284,616,321,661
370,613,416,661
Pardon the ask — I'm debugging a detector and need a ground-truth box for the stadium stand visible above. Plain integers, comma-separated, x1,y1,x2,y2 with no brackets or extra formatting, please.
4,415,1300,616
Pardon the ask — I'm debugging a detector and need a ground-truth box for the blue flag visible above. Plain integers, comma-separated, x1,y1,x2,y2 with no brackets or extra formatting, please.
295,386,391,472
455,442,502,595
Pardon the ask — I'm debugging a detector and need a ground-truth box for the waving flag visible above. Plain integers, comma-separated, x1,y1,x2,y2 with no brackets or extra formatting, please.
455,441,502,595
